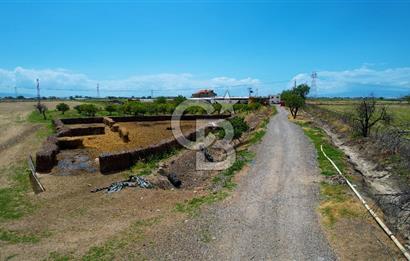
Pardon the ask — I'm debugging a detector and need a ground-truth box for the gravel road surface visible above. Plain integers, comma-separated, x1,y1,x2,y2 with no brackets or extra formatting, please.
146,106,336,260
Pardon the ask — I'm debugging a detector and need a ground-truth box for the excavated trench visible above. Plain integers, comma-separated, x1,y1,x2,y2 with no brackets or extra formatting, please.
314,120,410,246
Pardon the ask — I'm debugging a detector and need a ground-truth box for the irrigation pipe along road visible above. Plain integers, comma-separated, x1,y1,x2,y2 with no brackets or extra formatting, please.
320,145,410,261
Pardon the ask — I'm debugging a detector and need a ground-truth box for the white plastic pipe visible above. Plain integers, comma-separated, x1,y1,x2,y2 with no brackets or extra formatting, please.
320,145,410,261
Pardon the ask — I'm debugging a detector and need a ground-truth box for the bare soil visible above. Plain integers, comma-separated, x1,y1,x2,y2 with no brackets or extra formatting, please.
81,120,214,156
0,101,80,186
0,102,253,260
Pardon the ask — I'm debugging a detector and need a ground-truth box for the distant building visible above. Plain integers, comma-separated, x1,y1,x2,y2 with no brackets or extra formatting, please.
269,95,281,104
192,89,217,98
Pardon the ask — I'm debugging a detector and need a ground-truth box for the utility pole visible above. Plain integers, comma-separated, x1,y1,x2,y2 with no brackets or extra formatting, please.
150,89,154,98
14,86,17,98
294,80,297,89
97,83,100,98
311,71,318,97
248,87,253,98
36,79,40,105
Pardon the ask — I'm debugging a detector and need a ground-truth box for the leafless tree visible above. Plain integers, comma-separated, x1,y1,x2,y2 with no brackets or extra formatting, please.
352,96,391,137
35,103,48,120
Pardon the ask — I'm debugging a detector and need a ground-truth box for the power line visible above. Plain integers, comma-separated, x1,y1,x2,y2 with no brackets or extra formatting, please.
2,78,294,96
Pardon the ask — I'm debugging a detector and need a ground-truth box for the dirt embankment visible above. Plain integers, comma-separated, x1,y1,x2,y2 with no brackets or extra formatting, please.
305,108,410,246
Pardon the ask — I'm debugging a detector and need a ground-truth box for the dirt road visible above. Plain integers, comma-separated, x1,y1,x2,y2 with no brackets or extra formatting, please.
147,106,336,260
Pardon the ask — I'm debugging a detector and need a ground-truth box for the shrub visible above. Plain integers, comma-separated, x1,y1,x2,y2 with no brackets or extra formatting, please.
56,103,70,114
74,105,83,114
105,104,116,115
247,102,261,111
219,116,249,140
229,116,249,140
75,104,99,117
154,96,167,104
173,95,186,105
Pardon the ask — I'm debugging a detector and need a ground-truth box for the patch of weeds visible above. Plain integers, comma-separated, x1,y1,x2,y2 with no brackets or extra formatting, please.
175,191,228,216
320,183,348,203
0,164,34,221
212,150,255,189
44,252,75,261
248,129,266,144
35,124,54,139
0,228,51,244
319,182,362,227
28,109,82,124
296,121,346,176
82,217,161,261
127,148,178,177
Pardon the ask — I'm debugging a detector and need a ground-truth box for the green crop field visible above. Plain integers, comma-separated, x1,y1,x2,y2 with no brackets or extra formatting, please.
314,103,410,127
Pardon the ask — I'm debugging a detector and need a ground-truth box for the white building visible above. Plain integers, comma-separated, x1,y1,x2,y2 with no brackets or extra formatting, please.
269,95,281,104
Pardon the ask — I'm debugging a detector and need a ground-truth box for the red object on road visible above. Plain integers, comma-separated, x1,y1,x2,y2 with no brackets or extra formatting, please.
280,101,285,106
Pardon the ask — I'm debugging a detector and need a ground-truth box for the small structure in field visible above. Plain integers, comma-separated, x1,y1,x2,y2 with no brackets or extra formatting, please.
269,94,281,104
192,89,217,98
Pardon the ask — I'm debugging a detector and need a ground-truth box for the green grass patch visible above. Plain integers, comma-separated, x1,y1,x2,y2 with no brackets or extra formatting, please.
0,164,34,221
297,121,346,176
28,109,81,124
318,103,410,127
248,129,266,144
320,182,348,203
0,228,51,244
44,251,75,261
175,191,229,216
127,148,178,178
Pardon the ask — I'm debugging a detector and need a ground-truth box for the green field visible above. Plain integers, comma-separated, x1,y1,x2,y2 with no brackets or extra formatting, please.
315,103,410,127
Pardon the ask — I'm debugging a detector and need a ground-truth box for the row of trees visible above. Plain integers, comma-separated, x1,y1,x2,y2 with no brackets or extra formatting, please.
54,96,264,117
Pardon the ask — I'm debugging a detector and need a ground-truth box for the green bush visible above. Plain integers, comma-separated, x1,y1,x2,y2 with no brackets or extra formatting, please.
74,105,83,114
105,104,116,115
173,95,186,105
154,96,167,104
247,102,261,111
56,103,70,114
74,104,99,117
229,116,249,139
219,116,249,140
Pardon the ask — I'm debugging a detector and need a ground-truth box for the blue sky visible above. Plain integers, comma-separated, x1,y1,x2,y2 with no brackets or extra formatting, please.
0,1,410,97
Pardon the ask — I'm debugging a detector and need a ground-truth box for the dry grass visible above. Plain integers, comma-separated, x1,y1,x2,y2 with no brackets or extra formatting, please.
319,183,362,227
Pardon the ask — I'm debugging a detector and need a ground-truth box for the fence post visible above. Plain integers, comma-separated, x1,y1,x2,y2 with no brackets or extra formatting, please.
28,155,45,193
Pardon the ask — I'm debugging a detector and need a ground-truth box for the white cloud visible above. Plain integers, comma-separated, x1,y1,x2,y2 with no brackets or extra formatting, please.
0,67,260,97
291,66,410,97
